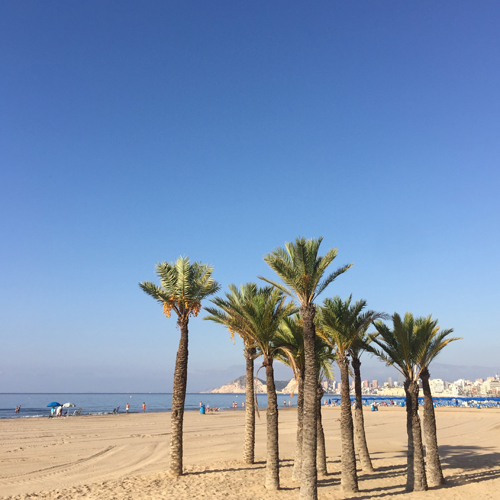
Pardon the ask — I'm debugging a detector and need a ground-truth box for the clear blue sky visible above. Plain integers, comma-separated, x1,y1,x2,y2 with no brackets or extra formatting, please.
1,1,499,392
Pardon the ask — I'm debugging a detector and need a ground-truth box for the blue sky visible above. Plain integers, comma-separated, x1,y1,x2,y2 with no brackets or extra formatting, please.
1,1,499,392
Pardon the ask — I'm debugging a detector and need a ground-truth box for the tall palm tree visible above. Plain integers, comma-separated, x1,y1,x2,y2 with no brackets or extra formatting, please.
349,314,388,472
260,236,352,500
317,296,381,493
207,284,296,490
139,257,220,477
204,283,261,464
371,313,428,492
276,315,334,479
416,316,459,486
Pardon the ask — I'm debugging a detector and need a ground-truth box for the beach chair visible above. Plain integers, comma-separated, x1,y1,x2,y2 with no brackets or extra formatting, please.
73,408,82,416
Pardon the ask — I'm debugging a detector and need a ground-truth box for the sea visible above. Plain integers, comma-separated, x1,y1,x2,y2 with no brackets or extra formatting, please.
0,393,295,419
2,393,499,420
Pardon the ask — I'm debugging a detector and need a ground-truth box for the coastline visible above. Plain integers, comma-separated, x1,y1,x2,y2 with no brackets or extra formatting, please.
2,392,498,420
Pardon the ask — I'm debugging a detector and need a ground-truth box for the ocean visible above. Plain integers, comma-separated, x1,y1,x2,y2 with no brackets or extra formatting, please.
0,393,297,419
1,393,498,419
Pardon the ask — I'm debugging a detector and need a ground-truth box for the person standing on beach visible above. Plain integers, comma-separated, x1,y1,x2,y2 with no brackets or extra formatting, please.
126,403,130,413
142,402,146,413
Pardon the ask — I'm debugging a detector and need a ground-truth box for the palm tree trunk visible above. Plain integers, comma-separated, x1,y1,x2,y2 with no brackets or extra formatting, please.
316,381,327,476
264,356,280,490
404,379,414,490
292,370,305,481
170,317,189,476
243,346,256,464
405,380,428,492
299,304,318,500
339,354,358,492
351,357,374,472
421,368,445,486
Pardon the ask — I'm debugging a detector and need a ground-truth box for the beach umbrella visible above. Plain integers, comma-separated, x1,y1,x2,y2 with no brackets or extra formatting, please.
47,402,61,407
62,402,76,408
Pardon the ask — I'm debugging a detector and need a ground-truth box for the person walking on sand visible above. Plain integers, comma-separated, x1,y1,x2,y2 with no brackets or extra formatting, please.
142,402,146,413
126,403,130,414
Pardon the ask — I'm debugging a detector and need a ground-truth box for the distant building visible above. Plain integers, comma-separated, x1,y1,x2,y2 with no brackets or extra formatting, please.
429,379,445,394
482,379,500,395
476,378,484,383
322,380,336,393
372,380,378,388
362,380,369,388
388,377,393,386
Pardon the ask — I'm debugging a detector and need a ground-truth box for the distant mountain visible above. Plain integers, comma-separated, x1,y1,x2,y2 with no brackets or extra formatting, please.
204,375,294,394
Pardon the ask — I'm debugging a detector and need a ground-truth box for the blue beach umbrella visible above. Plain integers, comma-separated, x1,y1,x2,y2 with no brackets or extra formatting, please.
47,402,61,407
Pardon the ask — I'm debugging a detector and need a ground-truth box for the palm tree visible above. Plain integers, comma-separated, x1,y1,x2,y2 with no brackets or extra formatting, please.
371,313,428,492
139,257,220,477
276,315,334,479
349,313,388,472
204,283,261,464
260,236,352,500
317,296,381,493
206,284,296,490
416,316,459,486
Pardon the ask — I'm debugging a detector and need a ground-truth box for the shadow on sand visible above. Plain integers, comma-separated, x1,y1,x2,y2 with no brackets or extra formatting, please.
439,444,500,486
188,445,500,497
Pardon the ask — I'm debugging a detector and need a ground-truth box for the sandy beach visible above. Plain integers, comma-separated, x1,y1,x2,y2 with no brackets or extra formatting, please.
1,406,499,499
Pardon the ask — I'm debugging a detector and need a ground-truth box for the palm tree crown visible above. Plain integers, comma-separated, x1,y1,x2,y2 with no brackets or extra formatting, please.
259,236,352,305
317,296,382,356
415,316,460,372
139,256,220,321
205,284,297,356
204,283,260,346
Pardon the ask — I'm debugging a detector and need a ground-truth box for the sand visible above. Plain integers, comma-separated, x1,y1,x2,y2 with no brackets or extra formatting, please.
1,406,499,499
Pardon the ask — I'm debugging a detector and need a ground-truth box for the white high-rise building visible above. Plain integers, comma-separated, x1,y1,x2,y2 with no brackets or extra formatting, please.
429,379,445,394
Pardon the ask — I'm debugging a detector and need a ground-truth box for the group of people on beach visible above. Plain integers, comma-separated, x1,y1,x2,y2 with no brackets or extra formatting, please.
199,402,220,412
123,402,146,413
50,406,63,417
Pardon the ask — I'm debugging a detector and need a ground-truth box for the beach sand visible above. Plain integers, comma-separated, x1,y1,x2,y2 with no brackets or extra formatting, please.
1,406,499,499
